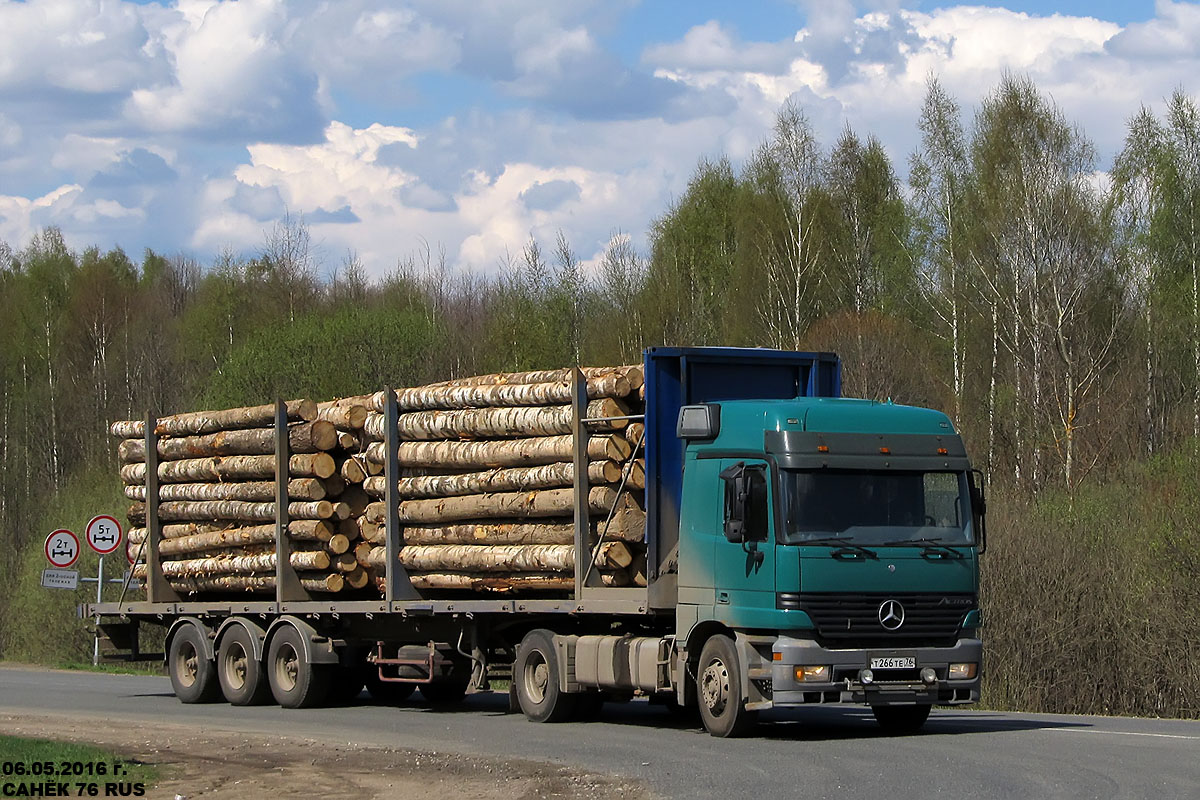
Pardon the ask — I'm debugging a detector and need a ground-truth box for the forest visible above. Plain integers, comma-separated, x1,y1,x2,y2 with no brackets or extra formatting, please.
1,74,1197,718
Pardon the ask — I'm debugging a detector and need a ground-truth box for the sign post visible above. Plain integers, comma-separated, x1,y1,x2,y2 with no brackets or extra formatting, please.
82,515,125,666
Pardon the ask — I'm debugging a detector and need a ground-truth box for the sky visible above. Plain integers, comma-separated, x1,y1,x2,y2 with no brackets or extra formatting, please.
0,0,1193,277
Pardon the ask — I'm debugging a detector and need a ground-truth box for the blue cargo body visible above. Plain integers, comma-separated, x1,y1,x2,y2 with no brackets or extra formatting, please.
642,346,841,585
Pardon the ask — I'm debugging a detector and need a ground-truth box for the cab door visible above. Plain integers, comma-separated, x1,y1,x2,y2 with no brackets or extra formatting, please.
711,458,778,627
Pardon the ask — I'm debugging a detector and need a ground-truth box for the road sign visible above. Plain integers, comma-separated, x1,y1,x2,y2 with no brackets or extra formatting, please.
85,514,122,555
41,569,79,590
45,529,79,568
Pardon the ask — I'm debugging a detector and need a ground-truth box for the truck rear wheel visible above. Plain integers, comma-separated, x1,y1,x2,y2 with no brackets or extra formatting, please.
217,625,270,705
168,624,220,704
267,624,330,709
872,704,931,733
514,629,576,723
697,635,757,737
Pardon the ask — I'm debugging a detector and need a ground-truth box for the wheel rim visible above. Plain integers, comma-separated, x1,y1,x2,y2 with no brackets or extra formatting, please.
700,656,730,716
223,642,249,691
522,650,549,704
176,640,199,688
274,643,299,693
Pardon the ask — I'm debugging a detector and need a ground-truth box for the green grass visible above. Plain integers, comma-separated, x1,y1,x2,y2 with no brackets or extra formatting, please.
55,661,165,676
0,735,157,793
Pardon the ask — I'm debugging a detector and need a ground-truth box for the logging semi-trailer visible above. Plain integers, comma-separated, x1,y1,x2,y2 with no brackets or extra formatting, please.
84,346,987,737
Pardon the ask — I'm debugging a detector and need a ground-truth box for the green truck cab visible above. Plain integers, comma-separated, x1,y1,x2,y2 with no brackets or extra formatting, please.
673,396,985,735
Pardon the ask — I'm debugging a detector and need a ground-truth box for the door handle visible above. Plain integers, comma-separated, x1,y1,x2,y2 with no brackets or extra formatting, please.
717,591,730,604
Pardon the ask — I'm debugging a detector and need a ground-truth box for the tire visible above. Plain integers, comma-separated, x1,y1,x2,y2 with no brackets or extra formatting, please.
266,624,331,709
168,624,220,704
364,669,416,704
514,629,576,723
217,625,271,706
697,635,757,738
872,704,931,734
419,674,470,707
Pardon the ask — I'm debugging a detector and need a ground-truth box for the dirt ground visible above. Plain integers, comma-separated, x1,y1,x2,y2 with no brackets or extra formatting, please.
0,713,654,800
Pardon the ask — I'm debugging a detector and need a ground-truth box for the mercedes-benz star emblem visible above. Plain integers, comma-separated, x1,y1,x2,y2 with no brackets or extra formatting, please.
878,599,905,630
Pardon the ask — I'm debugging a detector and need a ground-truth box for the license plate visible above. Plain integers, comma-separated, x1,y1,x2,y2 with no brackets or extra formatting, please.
870,657,915,670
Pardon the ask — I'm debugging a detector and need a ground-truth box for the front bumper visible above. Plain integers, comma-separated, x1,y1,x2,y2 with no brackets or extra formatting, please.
769,636,982,707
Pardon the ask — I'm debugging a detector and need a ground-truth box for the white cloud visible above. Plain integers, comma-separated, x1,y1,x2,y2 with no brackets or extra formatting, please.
0,0,157,96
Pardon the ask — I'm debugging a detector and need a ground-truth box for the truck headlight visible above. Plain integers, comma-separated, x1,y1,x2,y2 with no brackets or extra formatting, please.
795,665,830,682
949,662,977,679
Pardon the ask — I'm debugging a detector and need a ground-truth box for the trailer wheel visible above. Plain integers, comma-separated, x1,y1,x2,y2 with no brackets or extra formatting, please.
267,624,330,709
217,625,270,706
697,635,757,737
168,624,220,704
514,629,576,723
872,704,931,734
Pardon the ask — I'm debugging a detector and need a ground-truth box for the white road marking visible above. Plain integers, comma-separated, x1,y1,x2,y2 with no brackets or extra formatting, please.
1053,728,1200,741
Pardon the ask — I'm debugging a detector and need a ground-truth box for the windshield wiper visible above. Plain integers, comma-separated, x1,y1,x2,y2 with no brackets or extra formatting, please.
798,536,878,559
883,537,966,558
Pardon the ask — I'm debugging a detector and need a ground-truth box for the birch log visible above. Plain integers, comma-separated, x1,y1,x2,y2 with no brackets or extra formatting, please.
131,569,343,594
123,478,326,503
127,519,334,543
120,453,337,484
340,456,367,484
362,461,621,499
365,486,618,524
110,399,316,438
317,404,368,430
625,422,645,447
422,365,642,391
395,518,646,545
363,399,627,441
119,421,338,462
404,571,629,591
131,550,330,576
370,375,630,413
363,434,631,470
344,567,370,590
363,542,631,572
127,523,345,557
127,499,337,522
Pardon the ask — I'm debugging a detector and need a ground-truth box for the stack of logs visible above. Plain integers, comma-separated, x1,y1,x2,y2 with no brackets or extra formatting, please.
115,398,374,595
357,365,647,593
112,363,646,597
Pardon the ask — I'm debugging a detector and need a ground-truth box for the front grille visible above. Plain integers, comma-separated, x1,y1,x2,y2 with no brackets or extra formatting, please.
795,593,974,648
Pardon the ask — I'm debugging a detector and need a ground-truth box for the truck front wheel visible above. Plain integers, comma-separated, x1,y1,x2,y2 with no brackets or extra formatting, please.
872,704,931,733
514,629,576,723
697,635,757,737
168,624,220,704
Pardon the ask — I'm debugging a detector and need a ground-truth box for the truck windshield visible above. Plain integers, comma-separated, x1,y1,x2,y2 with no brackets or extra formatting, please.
780,469,974,546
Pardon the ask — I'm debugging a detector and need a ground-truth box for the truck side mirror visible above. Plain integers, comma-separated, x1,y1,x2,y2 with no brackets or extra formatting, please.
969,469,987,554
720,462,769,544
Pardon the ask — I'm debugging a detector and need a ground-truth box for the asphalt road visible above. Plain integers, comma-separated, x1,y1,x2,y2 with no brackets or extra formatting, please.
1,665,1197,799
